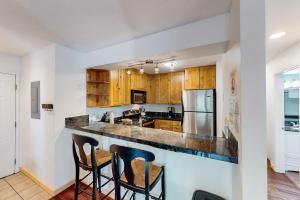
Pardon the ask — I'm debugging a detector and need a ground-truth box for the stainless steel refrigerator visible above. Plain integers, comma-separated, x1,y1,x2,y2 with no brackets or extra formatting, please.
182,90,216,136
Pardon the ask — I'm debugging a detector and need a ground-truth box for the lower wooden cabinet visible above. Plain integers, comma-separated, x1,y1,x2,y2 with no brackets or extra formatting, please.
154,119,182,132
172,121,182,132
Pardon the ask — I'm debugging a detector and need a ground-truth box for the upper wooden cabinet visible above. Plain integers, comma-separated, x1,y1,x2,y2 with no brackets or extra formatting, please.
86,69,110,107
170,71,184,104
158,73,170,104
184,67,200,89
199,65,216,89
184,65,216,90
147,74,159,104
110,69,122,106
121,69,131,105
130,69,147,91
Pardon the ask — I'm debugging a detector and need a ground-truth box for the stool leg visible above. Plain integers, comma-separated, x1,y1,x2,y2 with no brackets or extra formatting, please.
133,192,136,200
161,168,165,200
97,167,102,193
75,165,79,200
145,193,149,200
93,168,98,200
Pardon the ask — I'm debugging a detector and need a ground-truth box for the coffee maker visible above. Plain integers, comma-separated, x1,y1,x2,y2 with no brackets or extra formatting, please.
168,107,175,118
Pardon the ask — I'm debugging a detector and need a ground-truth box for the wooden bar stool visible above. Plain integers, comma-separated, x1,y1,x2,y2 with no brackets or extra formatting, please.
110,144,165,200
72,134,114,200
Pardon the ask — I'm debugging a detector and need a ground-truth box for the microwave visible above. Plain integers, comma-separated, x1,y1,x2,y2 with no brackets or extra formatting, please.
131,90,146,104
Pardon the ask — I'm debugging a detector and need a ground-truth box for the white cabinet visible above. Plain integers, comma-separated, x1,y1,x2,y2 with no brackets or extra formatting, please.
285,131,300,171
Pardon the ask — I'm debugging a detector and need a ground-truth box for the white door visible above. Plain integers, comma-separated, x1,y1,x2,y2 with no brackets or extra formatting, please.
0,73,16,178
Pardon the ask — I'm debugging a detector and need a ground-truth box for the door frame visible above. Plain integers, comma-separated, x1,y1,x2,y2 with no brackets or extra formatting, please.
0,72,19,174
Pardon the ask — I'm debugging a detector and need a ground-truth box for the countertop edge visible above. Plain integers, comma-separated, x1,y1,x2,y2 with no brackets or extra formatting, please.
65,124,238,164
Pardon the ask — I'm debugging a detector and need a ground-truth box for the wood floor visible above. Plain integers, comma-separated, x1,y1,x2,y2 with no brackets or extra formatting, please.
268,163,300,200
49,183,113,200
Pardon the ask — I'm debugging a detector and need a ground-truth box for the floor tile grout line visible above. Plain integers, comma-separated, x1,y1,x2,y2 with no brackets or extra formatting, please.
3,178,25,200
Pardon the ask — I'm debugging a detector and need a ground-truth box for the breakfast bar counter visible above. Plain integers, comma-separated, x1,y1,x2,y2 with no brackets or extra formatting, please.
65,115,238,164
65,115,238,200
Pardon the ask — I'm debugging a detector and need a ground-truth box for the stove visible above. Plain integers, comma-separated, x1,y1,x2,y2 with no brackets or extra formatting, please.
115,110,155,128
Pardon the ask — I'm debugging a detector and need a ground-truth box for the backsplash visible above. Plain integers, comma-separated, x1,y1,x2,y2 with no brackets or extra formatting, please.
86,104,182,119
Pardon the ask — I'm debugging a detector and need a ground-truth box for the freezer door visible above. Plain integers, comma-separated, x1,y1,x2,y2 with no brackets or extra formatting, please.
182,90,214,112
182,112,214,136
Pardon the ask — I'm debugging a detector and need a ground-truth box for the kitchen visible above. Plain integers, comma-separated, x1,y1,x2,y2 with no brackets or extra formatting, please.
86,62,217,136
66,55,237,199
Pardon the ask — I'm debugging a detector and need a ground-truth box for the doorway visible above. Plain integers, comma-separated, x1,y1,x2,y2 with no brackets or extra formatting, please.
0,73,16,178
282,69,300,186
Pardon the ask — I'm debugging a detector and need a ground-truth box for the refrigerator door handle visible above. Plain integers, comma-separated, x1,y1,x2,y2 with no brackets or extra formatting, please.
181,95,184,126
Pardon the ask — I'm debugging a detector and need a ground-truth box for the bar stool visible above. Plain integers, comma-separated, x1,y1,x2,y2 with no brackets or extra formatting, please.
192,190,225,200
72,134,114,200
110,144,165,200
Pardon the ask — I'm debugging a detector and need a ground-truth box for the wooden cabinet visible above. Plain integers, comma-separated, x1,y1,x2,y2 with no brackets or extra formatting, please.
158,73,170,104
184,67,200,89
155,119,182,132
86,69,110,107
199,65,216,89
130,69,147,91
172,121,182,132
155,119,173,131
170,71,184,104
110,69,122,106
184,65,216,90
121,69,131,105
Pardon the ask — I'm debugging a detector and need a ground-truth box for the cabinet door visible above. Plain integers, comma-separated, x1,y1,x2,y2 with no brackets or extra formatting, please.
146,75,154,104
110,70,121,106
159,73,170,104
130,69,137,90
184,67,200,89
172,121,182,132
199,65,216,89
153,75,160,104
155,120,173,131
121,69,131,105
170,71,184,104
136,73,147,91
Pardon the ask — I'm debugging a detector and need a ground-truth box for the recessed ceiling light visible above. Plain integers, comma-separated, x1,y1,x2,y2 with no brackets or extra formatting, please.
269,32,286,40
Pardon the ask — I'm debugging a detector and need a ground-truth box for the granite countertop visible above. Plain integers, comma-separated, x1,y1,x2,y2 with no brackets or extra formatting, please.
145,112,182,121
65,115,238,164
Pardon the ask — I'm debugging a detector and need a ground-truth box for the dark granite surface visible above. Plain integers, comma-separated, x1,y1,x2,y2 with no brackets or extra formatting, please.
145,111,182,121
65,115,238,164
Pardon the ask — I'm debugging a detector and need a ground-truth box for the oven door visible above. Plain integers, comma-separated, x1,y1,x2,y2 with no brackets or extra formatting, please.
131,90,146,104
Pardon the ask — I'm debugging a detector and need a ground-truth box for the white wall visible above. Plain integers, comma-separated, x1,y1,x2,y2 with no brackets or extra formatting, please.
239,0,267,198
267,41,300,172
20,45,56,188
86,14,229,67
53,45,86,189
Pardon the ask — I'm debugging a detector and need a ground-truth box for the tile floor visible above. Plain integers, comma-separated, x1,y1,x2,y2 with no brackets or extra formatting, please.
0,172,52,200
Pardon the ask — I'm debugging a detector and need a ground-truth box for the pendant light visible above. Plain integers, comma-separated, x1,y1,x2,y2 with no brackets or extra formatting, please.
154,64,159,74
170,62,175,72
139,65,144,74
127,67,131,75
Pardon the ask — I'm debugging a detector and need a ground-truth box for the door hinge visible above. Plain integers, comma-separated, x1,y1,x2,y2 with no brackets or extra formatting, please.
15,121,17,128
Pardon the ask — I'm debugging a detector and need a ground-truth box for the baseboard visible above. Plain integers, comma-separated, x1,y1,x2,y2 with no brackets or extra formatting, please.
20,167,55,195
20,167,75,196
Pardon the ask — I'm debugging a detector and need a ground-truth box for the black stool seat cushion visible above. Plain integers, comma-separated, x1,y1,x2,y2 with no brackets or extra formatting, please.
82,149,111,167
120,159,162,188
192,190,225,200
